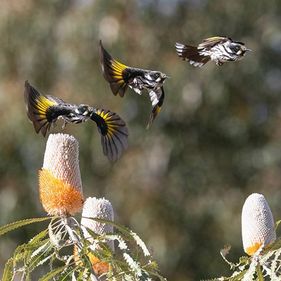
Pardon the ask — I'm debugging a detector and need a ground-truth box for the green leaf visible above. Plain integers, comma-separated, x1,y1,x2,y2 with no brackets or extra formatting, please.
82,217,132,237
229,269,248,280
0,217,51,237
256,265,264,281
27,242,53,272
28,229,48,245
55,267,76,281
275,220,281,231
1,258,13,281
38,266,66,281
12,242,28,264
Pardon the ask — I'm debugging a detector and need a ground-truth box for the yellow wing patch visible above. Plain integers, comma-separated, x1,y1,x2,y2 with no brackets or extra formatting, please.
92,108,128,161
35,95,57,118
111,59,127,81
99,40,129,97
24,81,59,136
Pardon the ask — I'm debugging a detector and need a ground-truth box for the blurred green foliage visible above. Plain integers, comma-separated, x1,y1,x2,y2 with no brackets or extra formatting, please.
0,0,281,280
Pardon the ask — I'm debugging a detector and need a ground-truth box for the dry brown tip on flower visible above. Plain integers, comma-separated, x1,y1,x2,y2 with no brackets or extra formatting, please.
73,245,110,276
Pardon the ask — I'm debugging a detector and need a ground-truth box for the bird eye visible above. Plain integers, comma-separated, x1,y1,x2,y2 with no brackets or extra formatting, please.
230,44,241,53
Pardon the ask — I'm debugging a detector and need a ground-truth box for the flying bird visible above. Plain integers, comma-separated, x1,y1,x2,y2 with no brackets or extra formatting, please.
175,36,251,67
99,40,167,128
24,81,128,162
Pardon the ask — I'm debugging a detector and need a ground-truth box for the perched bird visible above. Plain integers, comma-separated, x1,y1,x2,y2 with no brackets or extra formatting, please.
99,40,167,128
24,81,128,162
175,36,251,67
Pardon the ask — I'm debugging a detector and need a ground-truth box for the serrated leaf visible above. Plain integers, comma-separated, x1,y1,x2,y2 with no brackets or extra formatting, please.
38,266,66,281
229,269,247,280
11,238,51,272
1,258,13,281
29,229,48,245
55,267,76,281
238,256,249,265
0,217,51,237
27,244,53,272
12,242,28,264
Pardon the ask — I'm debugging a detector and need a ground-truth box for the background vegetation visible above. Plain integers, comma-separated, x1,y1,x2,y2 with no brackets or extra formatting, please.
0,0,281,280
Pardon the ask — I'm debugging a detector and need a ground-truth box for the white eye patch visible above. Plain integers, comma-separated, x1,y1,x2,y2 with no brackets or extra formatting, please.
145,74,154,81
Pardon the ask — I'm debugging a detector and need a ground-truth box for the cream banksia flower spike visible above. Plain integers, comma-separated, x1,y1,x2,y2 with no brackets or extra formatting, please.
81,197,115,251
39,133,84,216
74,197,115,277
241,193,276,256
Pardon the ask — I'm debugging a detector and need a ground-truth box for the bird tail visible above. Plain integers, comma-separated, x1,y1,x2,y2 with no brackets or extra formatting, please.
99,40,129,97
175,42,210,67
24,81,58,137
91,108,128,161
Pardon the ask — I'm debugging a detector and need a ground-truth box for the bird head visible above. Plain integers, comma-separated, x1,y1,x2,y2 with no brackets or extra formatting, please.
229,42,252,57
75,104,92,116
147,71,168,84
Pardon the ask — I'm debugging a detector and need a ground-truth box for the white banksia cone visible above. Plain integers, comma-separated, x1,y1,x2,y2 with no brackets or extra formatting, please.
81,197,115,252
39,133,84,216
241,193,276,256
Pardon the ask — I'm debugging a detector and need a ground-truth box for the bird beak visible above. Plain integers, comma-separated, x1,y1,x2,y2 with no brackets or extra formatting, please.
245,48,252,52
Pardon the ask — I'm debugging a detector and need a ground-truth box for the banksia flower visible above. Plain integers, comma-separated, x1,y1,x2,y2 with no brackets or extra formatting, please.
78,197,115,275
241,193,276,256
39,133,84,216
81,197,115,251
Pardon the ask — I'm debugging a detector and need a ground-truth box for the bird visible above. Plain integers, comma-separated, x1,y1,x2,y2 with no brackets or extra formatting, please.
24,81,128,162
175,36,251,67
99,40,167,128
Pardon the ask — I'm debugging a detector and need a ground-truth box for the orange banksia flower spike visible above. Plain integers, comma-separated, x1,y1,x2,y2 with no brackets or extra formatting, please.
39,133,84,216
241,193,276,256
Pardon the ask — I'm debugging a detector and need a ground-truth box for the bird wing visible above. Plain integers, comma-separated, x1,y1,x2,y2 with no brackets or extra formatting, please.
175,42,210,67
198,37,229,49
90,108,128,162
147,86,165,128
24,81,72,137
99,40,130,97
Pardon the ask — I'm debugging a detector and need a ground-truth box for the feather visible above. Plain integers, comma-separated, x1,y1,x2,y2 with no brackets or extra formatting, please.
90,109,128,161
99,40,129,97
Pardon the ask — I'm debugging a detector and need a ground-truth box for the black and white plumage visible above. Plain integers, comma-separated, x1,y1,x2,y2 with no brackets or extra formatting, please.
24,81,128,162
175,37,251,67
99,40,167,127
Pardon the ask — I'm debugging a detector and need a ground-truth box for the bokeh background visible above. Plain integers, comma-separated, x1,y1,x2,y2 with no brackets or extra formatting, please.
1,0,281,280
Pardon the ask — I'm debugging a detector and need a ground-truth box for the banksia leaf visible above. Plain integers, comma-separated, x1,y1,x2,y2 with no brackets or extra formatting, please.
2,258,13,281
241,193,276,256
0,217,50,237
